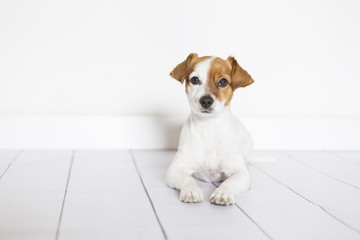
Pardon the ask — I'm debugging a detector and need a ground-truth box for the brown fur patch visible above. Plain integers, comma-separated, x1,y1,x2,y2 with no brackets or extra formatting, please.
227,56,254,89
206,56,254,105
206,57,234,105
169,53,211,93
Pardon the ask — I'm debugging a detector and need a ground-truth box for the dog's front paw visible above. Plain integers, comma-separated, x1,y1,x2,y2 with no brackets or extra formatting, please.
210,188,234,206
179,185,203,203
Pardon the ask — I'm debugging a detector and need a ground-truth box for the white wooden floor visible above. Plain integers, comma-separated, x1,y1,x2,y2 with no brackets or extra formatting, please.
0,150,360,240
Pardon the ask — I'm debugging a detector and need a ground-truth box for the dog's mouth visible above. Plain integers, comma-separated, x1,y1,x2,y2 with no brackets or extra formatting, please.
200,109,212,113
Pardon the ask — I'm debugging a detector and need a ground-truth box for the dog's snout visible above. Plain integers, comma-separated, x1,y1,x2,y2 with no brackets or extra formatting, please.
200,96,214,109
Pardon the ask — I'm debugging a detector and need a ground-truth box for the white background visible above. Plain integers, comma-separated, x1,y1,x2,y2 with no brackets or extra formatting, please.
1,0,359,118
0,0,359,149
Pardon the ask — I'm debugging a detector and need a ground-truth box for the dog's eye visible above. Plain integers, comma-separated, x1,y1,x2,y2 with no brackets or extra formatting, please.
218,78,229,87
190,76,200,85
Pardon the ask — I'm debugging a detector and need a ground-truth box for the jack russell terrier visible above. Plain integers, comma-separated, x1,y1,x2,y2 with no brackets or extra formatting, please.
166,53,254,206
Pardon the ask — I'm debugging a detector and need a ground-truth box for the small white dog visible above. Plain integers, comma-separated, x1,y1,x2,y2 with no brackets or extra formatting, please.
166,53,254,206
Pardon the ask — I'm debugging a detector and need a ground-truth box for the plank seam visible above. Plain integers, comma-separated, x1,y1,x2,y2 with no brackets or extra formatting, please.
55,149,75,240
0,150,23,181
249,163,360,235
130,150,168,240
286,152,360,190
211,182,273,240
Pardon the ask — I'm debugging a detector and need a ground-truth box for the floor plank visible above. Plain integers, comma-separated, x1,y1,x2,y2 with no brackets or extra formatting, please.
232,163,360,240
333,151,360,163
58,150,164,240
0,150,72,240
251,152,360,236
287,151,360,189
132,150,270,240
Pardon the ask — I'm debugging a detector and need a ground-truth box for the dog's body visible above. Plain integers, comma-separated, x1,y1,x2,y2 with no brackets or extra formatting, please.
166,54,254,205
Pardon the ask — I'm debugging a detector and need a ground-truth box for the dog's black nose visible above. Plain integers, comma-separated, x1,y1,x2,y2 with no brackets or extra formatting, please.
199,96,214,109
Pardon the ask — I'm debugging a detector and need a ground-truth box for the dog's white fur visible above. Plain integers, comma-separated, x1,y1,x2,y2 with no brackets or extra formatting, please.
166,55,253,205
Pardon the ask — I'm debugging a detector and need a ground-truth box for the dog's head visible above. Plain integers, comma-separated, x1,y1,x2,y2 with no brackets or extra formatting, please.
170,53,254,117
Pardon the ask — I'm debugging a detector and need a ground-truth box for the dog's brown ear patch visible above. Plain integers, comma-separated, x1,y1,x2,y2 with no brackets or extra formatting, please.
170,53,198,84
227,56,254,89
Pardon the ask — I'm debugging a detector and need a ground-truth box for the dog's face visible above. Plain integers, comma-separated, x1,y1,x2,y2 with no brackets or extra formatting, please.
170,53,254,117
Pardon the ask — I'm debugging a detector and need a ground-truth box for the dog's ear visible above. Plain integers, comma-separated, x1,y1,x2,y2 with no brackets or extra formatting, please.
170,53,198,84
227,56,254,89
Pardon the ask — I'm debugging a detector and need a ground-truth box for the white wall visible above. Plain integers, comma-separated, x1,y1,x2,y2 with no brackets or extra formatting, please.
1,0,359,118
1,0,360,149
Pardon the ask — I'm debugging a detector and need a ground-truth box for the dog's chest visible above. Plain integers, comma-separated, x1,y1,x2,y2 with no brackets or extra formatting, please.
188,125,232,182
193,167,225,182
195,144,228,181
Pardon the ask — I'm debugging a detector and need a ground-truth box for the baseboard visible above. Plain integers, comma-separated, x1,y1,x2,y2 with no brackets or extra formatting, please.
0,116,359,150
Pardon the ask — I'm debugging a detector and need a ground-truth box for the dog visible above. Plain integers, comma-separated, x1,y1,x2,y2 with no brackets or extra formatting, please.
166,53,254,206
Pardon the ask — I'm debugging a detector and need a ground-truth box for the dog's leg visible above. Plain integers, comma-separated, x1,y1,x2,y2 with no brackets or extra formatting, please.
166,160,203,203
210,169,250,206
